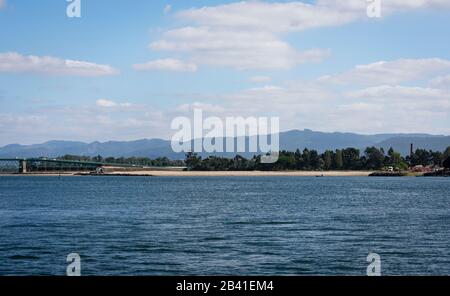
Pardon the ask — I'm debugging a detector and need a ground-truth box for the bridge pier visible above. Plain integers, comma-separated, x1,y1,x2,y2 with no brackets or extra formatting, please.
20,159,27,173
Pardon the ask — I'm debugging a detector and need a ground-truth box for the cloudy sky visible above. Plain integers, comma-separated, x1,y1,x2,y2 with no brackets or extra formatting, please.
0,0,449,145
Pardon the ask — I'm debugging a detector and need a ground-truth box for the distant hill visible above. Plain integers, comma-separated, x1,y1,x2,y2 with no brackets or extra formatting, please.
1,129,449,159
279,130,449,155
0,139,182,159
376,136,450,155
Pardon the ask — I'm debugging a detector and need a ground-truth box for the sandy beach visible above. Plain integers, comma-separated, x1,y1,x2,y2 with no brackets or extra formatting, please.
0,170,372,177
111,170,372,177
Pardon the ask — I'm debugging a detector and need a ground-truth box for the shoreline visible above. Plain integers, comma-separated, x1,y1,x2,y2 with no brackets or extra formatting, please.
0,170,373,177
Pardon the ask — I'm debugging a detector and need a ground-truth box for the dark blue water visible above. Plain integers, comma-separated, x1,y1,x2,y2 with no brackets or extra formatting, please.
0,176,449,275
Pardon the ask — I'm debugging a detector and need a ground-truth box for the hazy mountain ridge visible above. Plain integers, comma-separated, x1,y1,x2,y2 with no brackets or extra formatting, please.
1,130,449,159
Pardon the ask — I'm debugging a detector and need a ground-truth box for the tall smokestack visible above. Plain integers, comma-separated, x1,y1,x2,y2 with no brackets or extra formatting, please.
410,143,414,158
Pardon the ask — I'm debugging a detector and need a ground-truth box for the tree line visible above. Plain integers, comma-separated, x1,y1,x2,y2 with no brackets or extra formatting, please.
56,155,184,167
55,146,450,171
185,146,450,171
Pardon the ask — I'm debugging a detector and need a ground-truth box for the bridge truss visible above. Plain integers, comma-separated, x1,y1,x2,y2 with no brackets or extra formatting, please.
0,158,103,173
0,159,21,173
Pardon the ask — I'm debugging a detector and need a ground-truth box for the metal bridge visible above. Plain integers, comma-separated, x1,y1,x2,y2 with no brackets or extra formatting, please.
0,158,140,174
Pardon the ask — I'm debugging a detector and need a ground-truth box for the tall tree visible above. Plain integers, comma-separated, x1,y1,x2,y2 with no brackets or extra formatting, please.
431,151,444,166
302,148,311,170
444,157,450,169
342,148,360,170
444,147,450,159
411,149,432,166
309,150,322,170
294,149,303,170
322,150,333,170
334,149,343,170
365,147,385,170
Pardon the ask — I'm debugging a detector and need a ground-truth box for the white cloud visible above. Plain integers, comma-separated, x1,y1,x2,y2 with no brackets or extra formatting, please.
347,85,448,100
151,1,345,70
177,1,358,33
178,1,450,33
150,1,450,71
248,85,285,92
171,75,450,135
96,99,117,108
96,99,131,108
0,114,48,130
249,76,272,83
0,52,119,76
338,102,384,112
3,74,450,146
319,58,450,85
133,58,198,72
177,102,225,113
322,0,450,12
0,107,170,146
150,27,330,70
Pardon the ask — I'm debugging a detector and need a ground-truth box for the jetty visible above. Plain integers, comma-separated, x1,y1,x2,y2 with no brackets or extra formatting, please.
369,171,408,177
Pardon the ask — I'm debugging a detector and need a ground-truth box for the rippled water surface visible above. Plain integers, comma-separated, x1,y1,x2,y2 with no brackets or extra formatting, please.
1,176,449,275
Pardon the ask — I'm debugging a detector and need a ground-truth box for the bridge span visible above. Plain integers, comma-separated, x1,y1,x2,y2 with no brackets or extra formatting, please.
0,158,141,174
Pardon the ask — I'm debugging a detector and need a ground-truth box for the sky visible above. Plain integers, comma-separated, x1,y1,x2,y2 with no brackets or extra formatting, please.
0,0,450,145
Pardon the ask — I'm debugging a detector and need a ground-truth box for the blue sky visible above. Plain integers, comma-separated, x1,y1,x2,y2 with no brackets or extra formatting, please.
0,0,450,145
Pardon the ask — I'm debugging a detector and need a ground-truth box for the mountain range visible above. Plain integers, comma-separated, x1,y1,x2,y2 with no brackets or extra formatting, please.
1,129,450,159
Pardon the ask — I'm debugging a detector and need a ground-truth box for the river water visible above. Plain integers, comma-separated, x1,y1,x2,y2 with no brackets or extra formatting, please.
0,176,449,275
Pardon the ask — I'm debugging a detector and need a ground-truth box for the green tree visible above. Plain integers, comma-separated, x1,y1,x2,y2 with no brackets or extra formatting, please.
444,147,450,159
444,157,450,169
185,152,202,170
364,147,385,170
275,151,296,171
431,151,444,166
386,148,406,170
104,157,116,163
92,155,103,163
411,149,432,166
309,150,321,170
334,149,343,170
342,148,360,170
302,149,311,170
322,150,333,170
294,149,303,170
